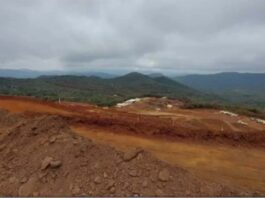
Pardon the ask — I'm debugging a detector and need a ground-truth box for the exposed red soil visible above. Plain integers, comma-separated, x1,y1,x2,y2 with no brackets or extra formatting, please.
0,96,264,148
0,109,247,196
1,96,265,195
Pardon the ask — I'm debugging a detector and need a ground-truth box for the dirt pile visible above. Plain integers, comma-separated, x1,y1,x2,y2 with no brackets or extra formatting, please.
1,96,265,148
71,113,265,148
116,97,184,111
0,110,250,196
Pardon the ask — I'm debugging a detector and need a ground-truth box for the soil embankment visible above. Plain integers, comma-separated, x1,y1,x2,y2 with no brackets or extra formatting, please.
0,96,264,148
0,109,244,196
0,96,265,195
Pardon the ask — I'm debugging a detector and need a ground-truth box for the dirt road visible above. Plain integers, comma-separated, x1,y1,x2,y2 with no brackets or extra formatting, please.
0,96,265,195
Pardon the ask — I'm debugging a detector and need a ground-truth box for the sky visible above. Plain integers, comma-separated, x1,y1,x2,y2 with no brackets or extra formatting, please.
0,0,265,74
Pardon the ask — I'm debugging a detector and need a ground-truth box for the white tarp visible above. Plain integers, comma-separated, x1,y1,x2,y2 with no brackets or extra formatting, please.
116,98,141,107
220,110,238,117
251,117,265,125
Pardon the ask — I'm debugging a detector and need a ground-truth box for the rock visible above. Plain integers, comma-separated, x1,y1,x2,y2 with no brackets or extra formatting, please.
72,186,80,195
40,139,46,145
129,170,138,177
49,136,57,144
63,171,69,177
110,187,115,193
94,176,101,184
50,160,62,168
18,177,38,197
41,157,53,170
116,157,123,164
38,171,48,179
93,163,99,169
50,172,58,180
142,180,148,188
155,189,164,196
123,148,143,162
106,180,115,190
158,168,170,182
20,177,28,184
123,182,129,189
103,172,108,178
41,157,62,170
185,190,191,196
150,174,156,182
80,144,87,153
9,176,18,184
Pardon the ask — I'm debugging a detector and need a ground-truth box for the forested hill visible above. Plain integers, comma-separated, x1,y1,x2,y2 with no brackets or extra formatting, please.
0,72,209,106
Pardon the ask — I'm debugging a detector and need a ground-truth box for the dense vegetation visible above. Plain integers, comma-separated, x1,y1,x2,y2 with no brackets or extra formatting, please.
175,72,265,111
0,72,214,106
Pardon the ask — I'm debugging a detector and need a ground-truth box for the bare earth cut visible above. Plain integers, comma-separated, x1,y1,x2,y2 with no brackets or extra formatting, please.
0,96,264,196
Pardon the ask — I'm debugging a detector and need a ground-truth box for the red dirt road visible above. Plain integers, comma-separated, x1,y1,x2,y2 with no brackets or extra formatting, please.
1,96,265,193
0,96,264,148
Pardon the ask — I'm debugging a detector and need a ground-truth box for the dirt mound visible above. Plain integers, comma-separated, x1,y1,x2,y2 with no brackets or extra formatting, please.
1,96,265,148
71,113,265,148
117,97,184,111
0,111,250,196
0,109,24,127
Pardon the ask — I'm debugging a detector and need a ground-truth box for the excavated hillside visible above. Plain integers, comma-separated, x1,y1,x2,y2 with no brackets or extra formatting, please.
0,109,251,197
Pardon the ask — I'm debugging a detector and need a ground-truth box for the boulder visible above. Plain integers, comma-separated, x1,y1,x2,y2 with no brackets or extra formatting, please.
158,168,170,182
40,157,53,170
123,148,143,162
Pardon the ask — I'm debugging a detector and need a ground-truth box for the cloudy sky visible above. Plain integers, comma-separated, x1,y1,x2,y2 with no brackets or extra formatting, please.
0,0,265,74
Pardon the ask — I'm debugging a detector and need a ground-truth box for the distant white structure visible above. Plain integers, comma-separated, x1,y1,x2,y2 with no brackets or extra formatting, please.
116,98,141,108
237,120,248,126
251,117,265,125
220,110,238,117
167,104,173,109
256,118,265,125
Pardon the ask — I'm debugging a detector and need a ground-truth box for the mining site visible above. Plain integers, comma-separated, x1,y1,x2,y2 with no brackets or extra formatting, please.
1,0,265,197
0,96,264,196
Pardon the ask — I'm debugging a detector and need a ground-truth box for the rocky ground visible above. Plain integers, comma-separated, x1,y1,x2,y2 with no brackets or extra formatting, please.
0,109,252,196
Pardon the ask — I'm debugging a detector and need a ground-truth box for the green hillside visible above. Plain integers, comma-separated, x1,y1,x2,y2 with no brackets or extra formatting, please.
0,72,209,106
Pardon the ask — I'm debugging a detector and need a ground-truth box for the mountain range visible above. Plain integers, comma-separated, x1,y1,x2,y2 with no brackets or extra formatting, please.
0,70,264,109
175,72,265,109
0,69,116,79
0,72,208,106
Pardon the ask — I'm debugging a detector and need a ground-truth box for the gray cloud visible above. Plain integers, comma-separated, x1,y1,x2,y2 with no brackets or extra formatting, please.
0,0,265,73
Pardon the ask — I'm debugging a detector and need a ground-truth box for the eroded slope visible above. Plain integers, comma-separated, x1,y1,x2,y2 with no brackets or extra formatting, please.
0,110,245,196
